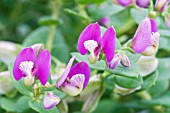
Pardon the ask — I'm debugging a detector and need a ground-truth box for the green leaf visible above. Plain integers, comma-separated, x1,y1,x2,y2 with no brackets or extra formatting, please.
53,89,67,99
103,75,114,90
29,100,60,113
93,99,117,113
159,36,170,51
130,8,148,24
148,80,169,97
8,63,31,96
0,97,18,112
64,9,93,22
17,96,31,113
141,91,170,107
87,3,125,19
159,29,170,37
157,58,170,80
23,26,69,63
114,75,143,88
139,71,158,91
71,52,140,77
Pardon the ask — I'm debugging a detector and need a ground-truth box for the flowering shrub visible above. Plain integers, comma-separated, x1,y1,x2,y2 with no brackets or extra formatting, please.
0,0,170,113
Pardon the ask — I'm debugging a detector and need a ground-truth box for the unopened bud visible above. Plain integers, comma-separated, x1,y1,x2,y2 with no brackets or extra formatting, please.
107,53,121,69
154,0,170,12
99,17,110,27
136,0,150,8
43,92,60,109
112,0,133,7
120,54,131,67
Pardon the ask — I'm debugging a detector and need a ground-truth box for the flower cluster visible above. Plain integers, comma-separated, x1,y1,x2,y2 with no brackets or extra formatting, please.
12,17,159,110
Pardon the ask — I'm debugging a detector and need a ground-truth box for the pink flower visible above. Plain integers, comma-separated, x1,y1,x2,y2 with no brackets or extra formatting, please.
13,44,51,86
78,23,116,68
56,56,90,96
131,17,160,56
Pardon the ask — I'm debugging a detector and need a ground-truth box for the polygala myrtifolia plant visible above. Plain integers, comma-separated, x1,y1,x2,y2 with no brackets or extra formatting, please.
10,16,160,112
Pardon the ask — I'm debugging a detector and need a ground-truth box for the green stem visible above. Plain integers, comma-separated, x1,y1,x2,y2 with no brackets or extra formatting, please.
137,91,151,100
46,0,61,51
32,78,37,99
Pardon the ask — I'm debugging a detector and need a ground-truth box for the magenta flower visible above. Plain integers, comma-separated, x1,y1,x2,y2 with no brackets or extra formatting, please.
154,0,170,12
78,23,116,66
56,56,90,96
13,44,51,86
113,0,133,7
131,18,160,56
136,0,150,8
43,92,60,109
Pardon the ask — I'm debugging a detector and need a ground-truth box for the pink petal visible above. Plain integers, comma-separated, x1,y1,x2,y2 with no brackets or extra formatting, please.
56,56,76,88
67,62,90,89
150,18,158,33
13,48,35,81
35,50,51,85
132,17,151,53
100,26,116,62
78,23,101,55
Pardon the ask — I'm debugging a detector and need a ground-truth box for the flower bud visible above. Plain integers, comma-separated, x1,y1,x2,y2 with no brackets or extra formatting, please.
136,0,150,8
43,92,60,109
99,17,110,27
154,0,170,12
107,53,121,69
137,55,158,77
114,84,141,95
120,54,131,67
112,0,133,7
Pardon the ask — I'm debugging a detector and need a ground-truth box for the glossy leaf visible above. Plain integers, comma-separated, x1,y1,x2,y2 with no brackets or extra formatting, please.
114,75,143,88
